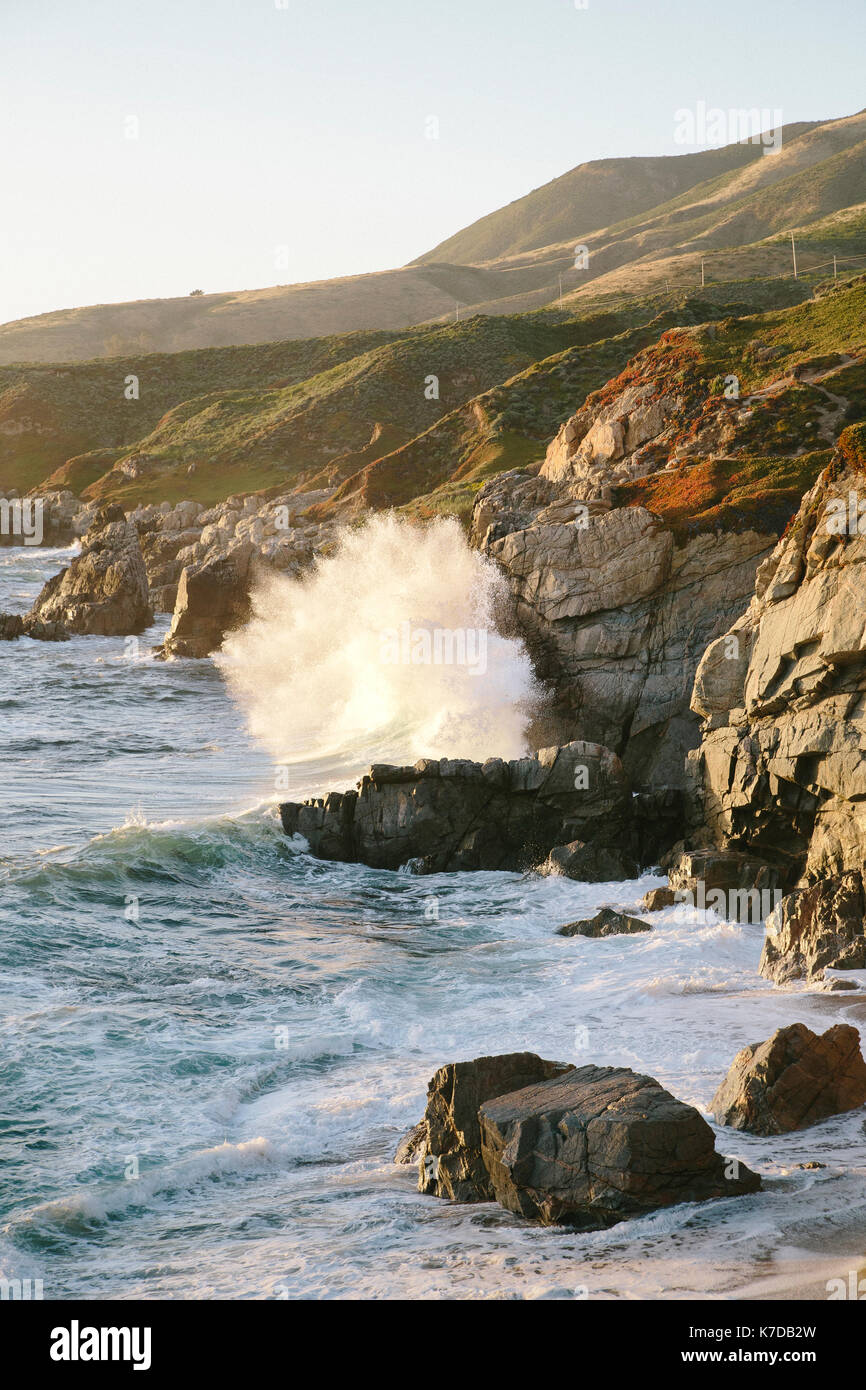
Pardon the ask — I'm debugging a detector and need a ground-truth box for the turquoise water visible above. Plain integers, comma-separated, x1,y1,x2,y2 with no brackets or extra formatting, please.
2,544,865,1300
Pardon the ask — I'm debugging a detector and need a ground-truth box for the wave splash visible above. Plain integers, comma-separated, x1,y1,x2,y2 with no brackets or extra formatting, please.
216,514,540,777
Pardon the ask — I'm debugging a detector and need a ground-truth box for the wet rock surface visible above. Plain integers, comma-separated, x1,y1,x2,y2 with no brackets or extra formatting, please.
478,1064,760,1227
279,741,681,875
711,1023,866,1135
760,872,866,985
27,504,151,636
556,907,653,937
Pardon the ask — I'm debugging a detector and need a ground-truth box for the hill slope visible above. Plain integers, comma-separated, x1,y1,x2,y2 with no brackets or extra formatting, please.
5,113,866,366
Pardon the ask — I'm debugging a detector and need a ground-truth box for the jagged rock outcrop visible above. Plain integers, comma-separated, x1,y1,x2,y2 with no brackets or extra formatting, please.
478,1064,760,1227
27,504,151,636
279,741,681,875
688,428,866,888
132,491,333,611
0,488,94,547
0,613,69,641
157,543,254,659
556,907,652,937
711,1023,866,1134
471,360,779,788
415,1053,569,1201
760,872,866,984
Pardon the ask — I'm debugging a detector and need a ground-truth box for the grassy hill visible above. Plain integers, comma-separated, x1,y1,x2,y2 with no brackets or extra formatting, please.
412,132,815,266
4,112,866,367
7,274,863,535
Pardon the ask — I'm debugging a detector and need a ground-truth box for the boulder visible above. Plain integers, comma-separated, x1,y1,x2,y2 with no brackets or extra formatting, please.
280,741,664,875
540,840,639,882
557,908,652,937
711,1023,866,1135
415,1053,570,1202
478,1064,760,1227
27,504,151,636
760,872,866,985
665,847,784,922
158,542,254,659
642,886,677,911
0,613,24,640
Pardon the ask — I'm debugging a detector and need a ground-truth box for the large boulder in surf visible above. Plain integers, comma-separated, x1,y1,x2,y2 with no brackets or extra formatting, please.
711,1023,866,1135
478,1064,760,1228
27,504,151,636
279,741,682,875
759,873,866,985
415,1053,570,1202
157,542,254,659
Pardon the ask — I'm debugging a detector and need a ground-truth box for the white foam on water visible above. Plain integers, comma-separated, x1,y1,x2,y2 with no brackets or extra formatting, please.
216,514,540,782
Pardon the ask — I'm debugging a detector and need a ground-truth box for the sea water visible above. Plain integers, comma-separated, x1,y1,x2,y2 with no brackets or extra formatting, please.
1,534,865,1301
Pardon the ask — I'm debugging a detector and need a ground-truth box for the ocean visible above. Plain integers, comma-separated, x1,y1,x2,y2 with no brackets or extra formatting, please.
2,538,865,1300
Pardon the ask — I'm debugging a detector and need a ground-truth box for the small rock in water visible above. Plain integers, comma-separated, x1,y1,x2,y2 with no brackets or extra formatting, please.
642,886,677,911
557,907,652,938
541,839,639,883
412,1052,570,1202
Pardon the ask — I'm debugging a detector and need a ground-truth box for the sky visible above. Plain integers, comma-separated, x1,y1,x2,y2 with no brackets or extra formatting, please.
1,0,864,324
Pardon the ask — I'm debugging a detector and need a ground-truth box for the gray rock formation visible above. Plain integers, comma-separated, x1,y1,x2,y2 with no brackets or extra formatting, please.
27,504,151,636
279,741,680,875
478,1064,760,1227
556,907,652,937
415,1053,570,1201
157,543,254,659
471,379,776,788
711,1023,866,1134
131,491,333,610
688,435,866,888
760,872,866,985
539,840,639,882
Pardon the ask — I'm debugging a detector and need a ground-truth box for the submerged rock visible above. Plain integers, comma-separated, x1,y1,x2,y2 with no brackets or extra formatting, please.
415,1053,570,1202
711,1023,866,1135
27,504,151,636
478,1064,760,1227
556,907,652,937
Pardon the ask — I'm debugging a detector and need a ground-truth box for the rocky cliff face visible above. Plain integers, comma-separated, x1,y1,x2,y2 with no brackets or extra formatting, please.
689,426,866,887
470,332,792,787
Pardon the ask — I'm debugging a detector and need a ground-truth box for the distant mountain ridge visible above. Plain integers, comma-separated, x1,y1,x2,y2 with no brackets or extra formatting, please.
0,109,865,370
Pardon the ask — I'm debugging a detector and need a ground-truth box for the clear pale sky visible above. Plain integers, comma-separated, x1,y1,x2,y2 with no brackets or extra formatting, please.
2,0,864,324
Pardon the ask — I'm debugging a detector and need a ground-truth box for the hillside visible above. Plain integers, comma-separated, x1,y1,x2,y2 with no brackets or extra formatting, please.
3,111,866,366
413,131,812,266
5,274,863,532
